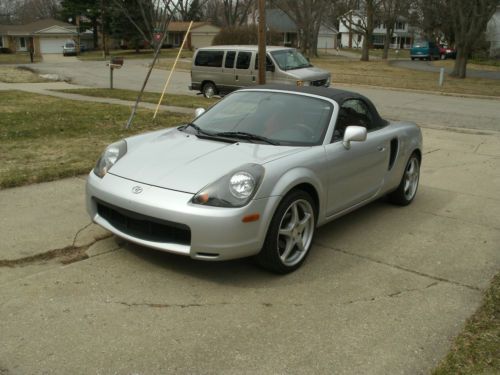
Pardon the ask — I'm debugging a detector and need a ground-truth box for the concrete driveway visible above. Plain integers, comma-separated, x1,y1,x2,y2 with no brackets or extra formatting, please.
1,124,499,372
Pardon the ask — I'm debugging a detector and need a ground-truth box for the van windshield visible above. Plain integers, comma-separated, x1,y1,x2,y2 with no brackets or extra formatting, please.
270,49,311,71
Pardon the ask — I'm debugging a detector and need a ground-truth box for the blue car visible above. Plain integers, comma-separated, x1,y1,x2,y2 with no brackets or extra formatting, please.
410,41,440,61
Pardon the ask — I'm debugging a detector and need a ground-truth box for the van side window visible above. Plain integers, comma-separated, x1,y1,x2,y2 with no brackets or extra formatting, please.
225,51,236,68
195,50,224,67
236,52,252,69
254,54,274,70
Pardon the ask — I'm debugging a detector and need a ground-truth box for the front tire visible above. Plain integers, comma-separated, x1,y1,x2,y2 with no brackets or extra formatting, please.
388,153,420,206
257,190,316,274
202,82,217,98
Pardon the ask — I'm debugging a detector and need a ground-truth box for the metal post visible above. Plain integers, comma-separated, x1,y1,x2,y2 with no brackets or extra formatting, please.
439,67,445,86
110,66,113,89
257,0,266,84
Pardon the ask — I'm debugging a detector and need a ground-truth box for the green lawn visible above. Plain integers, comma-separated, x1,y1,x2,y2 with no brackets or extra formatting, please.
54,88,219,108
0,52,41,64
311,58,500,97
0,91,192,188
433,273,500,375
0,66,49,83
337,47,411,59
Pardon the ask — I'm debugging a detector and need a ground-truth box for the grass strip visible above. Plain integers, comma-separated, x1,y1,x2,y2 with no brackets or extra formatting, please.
433,272,499,375
311,59,500,97
0,91,192,188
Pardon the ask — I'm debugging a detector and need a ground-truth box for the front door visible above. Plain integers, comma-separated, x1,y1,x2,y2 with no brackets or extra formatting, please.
325,98,390,215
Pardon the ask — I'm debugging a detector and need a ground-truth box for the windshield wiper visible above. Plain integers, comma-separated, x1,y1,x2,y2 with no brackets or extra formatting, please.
179,123,214,137
214,131,279,145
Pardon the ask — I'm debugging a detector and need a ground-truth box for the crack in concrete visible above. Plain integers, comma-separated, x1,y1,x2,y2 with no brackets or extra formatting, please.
345,281,439,305
423,148,440,155
415,208,500,231
113,301,229,309
0,222,112,267
317,244,481,291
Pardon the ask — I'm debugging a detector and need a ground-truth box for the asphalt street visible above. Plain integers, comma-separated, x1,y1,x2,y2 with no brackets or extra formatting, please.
0,58,499,374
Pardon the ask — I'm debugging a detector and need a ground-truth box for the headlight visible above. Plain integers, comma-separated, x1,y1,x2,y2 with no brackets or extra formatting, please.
192,164,264,207
93,140,127,178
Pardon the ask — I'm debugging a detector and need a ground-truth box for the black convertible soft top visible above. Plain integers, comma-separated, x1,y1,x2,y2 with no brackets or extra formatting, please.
242,84,388,128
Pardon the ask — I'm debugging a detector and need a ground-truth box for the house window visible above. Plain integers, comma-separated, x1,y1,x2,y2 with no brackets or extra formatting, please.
0,37,3,48
395,22,405,30
20,37,26,48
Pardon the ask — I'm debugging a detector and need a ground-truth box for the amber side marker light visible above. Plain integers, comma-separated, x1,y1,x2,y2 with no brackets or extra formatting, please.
242,213,260,223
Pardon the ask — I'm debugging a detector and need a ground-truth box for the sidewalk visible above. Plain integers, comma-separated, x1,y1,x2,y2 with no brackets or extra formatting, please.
0,81,195,115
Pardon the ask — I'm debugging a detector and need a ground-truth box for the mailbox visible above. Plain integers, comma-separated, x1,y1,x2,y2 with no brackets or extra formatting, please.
110,56,124,67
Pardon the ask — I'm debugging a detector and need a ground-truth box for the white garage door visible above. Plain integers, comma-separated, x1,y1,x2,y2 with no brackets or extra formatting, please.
40,38,67,54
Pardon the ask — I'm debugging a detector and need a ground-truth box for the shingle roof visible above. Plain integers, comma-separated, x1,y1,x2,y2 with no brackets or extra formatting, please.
167,22,211,32
0,18,75,34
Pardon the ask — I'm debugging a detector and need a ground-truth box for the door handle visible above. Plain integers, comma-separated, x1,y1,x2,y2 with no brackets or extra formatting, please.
377,145,386,152
235,75,239,81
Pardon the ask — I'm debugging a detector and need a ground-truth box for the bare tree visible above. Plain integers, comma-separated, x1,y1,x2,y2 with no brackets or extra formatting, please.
379,0,409,59
272,0,332,57
338,0,382,61
10,0,60,23
221,0,253,26
167,0,210,21
448,0,498,78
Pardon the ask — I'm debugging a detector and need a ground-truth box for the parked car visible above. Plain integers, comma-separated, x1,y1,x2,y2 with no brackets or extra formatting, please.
86,85,422,273
410,41,441,60
190,46,331,98
62,40,77,56
439,44,457,60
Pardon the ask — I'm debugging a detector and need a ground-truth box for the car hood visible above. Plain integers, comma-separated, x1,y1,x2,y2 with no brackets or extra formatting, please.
109,129,305,193
286,66,330,81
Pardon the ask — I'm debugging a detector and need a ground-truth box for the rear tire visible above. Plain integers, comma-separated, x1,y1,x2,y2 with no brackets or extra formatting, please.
256,190,316,274
202,82,217,98
388,153,420,206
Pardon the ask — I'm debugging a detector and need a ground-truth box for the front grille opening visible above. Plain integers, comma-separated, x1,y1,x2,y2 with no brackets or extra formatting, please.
311,79,327,87
96,200,191,246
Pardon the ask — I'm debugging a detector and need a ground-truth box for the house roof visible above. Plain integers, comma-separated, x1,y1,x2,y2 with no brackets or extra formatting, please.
265,9,297,33
167,22,212,32
0,18,76,35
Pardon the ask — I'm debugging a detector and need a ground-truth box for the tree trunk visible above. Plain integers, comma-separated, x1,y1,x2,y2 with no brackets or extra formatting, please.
382,27,392,59
451,47,467,78
361,34,369,61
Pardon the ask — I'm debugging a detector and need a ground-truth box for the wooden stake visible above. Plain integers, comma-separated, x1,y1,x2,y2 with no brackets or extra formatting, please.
153,21,194,120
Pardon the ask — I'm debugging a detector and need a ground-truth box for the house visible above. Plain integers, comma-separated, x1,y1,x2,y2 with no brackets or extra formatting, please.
338,10,415,49
486,5,500,57
165,22,220,50
248,8,339,50
0,18,80,56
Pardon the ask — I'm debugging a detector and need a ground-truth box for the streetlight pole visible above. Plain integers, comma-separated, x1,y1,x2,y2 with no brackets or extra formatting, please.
257,0,266,84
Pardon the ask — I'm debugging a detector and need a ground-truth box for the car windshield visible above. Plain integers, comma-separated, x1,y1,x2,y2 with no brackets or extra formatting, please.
412,41,428,48
65,43,74,48
270,49,311,71
190,91,333,146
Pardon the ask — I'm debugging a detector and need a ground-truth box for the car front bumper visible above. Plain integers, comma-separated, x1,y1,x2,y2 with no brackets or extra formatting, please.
86,172,279,261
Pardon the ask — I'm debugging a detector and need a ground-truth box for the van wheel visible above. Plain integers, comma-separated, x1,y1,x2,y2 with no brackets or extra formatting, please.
202,82,217,98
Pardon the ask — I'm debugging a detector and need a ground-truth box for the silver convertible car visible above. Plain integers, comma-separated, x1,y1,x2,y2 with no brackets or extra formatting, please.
86,85,422,273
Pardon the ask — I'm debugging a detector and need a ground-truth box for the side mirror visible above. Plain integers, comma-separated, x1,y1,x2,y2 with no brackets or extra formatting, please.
342,126,367,149
194,107,206,118
266,64,275,72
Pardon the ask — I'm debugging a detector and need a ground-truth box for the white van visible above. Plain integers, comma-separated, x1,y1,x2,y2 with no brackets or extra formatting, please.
189,45,331,98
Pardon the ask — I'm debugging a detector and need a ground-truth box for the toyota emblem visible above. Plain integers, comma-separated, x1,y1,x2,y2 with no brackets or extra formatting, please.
131,186,143,194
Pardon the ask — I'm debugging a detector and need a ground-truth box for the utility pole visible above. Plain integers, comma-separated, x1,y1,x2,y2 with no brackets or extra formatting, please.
257,0,266,84
101,0,107,59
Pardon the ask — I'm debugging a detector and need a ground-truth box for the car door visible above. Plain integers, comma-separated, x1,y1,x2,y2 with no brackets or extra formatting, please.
324,98,390,215
234,51,256,87
221,50,236,92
